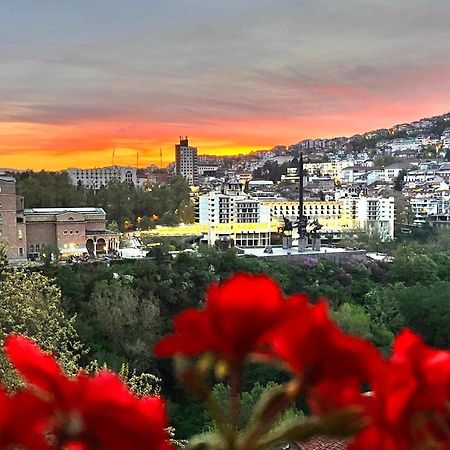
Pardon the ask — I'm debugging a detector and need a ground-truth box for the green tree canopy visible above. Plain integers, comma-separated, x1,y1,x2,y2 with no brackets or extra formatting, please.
0,270,85,389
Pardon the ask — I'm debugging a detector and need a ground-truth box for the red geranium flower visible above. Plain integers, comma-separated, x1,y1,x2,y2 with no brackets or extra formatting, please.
0,387,51,449
154,273,305,367
265,301,383,412
348,330,450,450
5,335,173,450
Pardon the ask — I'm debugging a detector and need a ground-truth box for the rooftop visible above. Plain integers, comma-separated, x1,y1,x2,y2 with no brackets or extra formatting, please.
240,246,358,258
299,436,348,450
24,207,106,215
0,175,17,182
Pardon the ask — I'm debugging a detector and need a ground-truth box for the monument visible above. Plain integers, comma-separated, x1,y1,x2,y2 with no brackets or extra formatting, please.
278,152,322,252
298,152,308,252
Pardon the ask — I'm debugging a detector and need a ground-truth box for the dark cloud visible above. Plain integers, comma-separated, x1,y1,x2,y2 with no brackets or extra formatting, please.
0,0,449,128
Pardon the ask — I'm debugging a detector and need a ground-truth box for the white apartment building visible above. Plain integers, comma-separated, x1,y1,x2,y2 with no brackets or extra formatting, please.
441,128,450,148
406,164,450,184
197,190,271,247
304,160,353,180
66,166,137,190
197,164,219,176
366,163,410,185
410,196,450,219
387,138,421,154
263,196,395,240
341,166,374,183
175,137,198,185
349,196,395,240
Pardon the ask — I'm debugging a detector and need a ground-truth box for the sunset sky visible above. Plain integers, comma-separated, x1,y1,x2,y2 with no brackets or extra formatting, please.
1,0,450,170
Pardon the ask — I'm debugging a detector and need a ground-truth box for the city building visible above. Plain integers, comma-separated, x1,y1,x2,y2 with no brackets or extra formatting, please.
262,196,395,240
304,160,353,180
24,207,119,259
66,166,137,190
175,137,198,185
0,176,27,262
196,189,272,247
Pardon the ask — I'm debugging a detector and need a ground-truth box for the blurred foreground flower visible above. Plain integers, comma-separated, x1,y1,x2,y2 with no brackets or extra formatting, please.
5,335,173,450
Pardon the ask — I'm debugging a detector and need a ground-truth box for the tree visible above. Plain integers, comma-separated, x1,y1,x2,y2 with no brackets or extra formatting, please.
79,278,163,372
208,382,303,431
389,190,413,225
177,199,195,224
15,171,86,208
0,238,8,273
389,251,438,285
0,270,85,389
393,169,407,192
373,155,396,167
384,282,450,348
332,303,393,352
160,211,179,226
363,287,405,335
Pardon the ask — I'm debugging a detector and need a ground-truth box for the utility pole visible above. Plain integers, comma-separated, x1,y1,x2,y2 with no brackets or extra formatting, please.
298,152,307,252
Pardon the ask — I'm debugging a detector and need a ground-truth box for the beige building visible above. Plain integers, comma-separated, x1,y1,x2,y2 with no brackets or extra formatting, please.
0,176,27,262
262,196,395,240
25,207,119,259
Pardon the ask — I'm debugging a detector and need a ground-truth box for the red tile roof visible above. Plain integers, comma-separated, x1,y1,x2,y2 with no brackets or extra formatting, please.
299,436,348,450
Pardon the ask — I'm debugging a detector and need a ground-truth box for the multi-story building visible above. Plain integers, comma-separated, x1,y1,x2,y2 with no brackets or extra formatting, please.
67,166,137,190
196,190,271,247
387,138,421,154
197,164,219,176
262,196,395,240
194,183,396,246
0,176,27,262
441,128,450,148
175,137,198,185
406,164,450,185
25,207,119,259
304,161,353,181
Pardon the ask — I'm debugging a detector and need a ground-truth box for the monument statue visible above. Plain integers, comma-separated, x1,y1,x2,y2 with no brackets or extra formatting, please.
279,214,295,249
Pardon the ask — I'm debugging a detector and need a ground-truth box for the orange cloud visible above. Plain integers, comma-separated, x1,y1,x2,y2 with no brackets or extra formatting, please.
0,95,448,171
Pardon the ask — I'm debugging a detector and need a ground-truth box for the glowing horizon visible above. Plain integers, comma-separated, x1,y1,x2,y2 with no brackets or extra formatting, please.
1,1,449,171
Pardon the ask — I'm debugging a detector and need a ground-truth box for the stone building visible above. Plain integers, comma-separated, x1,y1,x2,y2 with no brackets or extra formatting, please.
24,207,119,259
66,165,137,190
0,176,27,262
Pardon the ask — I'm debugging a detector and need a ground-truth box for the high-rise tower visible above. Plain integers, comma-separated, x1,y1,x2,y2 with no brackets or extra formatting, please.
175,137,198,186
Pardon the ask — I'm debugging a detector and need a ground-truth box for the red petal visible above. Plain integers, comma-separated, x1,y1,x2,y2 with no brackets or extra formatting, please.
4,335,68,399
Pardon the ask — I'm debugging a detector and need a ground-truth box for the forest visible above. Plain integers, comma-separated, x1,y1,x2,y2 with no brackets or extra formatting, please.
13,171,194,230
1,230,449,440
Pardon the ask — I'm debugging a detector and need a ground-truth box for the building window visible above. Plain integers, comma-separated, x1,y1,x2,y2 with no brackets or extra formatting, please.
19,248,23,256
29,244,34,253
35,244,40,253
0,214,2,224
18,229,23,239
64,230,68,235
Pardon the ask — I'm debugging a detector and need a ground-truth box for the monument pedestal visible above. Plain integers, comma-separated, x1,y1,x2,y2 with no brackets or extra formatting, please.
298,237,307,252
312,236,321,251
282,235,293,249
